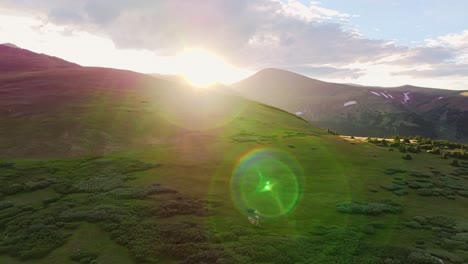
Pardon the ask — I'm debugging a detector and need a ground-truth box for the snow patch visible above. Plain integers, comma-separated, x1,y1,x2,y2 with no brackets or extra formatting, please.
295,112,303,116
403,92,411,104
344,101,358,107
370,91,381,96
438,96,443,100
380,92,389,99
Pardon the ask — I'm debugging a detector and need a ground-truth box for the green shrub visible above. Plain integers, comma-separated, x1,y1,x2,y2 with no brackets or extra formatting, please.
413,216,428,225
0,201,14,211
108,185,177,199
402,154,412,160
427,216,456,228
399,145,407,153
362,224,376,235
153,197,208,218
23,180,52,192
427,147,441,155
406,251,440,264
336,202,401,215
417,188,436,196
70,250,98,263
404,221,422,229
2,184,23,195
381,184,404,191
384,168,407,175
72,173,127,192
393,189,409,196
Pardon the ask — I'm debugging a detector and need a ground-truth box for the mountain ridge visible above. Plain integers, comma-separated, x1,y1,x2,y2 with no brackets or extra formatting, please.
234,68,468,142
0,43,79,73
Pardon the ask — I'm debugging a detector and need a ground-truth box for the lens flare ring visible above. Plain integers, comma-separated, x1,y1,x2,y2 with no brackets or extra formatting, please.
230,148,304,218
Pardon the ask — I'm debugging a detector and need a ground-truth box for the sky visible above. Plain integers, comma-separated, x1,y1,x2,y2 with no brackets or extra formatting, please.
0,0,467,89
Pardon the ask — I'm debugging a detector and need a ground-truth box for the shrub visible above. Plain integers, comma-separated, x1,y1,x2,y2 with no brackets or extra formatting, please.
384,168,406,175
2,184,23,195
153,197,208,218
417,188,435,196
404,221,422,229
402,154,412,160
399,145,407,153
0,201,14,211
407,251,440,264
0,218,68,260
413,216,428,225
428,147,441,155
381,184,404,191
70,250,98,263
427,216,456,228
72,173,127,192
451,159,459,167
336,202,401,215
362,224,375,235
23,180,52,192
393,189,408,196
108,185,177,199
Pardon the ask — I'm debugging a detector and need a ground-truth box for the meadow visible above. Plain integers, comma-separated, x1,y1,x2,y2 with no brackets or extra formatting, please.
1,125,467,263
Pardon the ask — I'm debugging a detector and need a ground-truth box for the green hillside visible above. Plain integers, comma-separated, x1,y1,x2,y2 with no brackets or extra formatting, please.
0,47,467,263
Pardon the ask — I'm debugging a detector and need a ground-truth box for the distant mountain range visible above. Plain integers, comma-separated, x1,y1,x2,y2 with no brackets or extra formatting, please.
234,68,468,142
3,43,466,143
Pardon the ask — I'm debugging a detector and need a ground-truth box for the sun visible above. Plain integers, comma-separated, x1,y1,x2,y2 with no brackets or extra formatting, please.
175,48,249,87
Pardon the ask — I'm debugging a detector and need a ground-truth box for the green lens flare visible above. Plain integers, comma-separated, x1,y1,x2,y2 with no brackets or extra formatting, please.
231,148,303,218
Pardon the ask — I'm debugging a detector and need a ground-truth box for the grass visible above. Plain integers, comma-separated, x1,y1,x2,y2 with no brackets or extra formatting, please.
1,129,467,263
1,68,467,263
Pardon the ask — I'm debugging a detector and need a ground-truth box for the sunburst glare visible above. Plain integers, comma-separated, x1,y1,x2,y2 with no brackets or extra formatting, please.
176,48,249,87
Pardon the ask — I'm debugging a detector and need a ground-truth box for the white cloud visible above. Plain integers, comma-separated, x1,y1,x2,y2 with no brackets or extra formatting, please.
1,0,468,89
280,0,351,22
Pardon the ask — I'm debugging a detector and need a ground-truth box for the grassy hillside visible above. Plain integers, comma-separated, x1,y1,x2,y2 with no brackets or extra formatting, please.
0,47,467,263
1,131,468,263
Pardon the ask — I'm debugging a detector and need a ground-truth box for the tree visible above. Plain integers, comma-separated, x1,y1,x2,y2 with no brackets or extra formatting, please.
381,139,388,146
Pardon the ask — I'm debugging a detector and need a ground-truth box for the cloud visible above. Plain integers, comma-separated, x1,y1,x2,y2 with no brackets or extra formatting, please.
392,63,468,77
389,30,468,79
287,65,365,79
1,0,468,85
425,30,468,63
0,1,400,66
394,46,456,65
